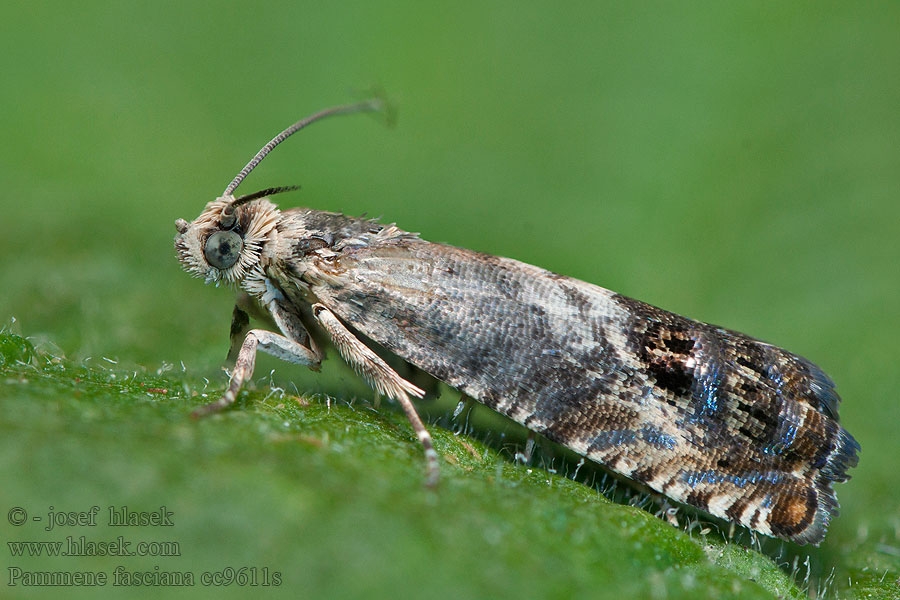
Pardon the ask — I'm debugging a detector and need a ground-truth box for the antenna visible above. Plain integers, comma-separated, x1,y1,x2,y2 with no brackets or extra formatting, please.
222,98,385,198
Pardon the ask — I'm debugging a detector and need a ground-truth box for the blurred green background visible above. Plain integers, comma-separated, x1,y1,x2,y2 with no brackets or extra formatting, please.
1,2,898,598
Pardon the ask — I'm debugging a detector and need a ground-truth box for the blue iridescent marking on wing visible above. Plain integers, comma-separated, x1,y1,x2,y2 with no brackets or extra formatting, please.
640,425,678,450
764,420,799,456
682,469,786,489
691,354,725,419
588,430,637,449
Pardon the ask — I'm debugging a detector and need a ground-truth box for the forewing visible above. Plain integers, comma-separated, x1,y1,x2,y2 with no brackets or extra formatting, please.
309,238,859,545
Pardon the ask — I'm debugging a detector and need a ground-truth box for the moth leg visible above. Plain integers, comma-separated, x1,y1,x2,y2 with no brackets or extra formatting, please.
192,329,321,419
452,393,476,435
452,393,476,420
515,431,536,465
226,305,251,364
311,303,439,487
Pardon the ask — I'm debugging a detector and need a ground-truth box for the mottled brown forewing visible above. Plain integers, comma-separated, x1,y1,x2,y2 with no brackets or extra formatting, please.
305,235,859,545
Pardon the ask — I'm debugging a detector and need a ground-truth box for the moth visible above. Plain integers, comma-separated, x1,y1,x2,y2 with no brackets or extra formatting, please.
175,100,859,545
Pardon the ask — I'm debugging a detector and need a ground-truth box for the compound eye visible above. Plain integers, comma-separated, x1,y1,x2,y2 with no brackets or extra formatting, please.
204,230,243,269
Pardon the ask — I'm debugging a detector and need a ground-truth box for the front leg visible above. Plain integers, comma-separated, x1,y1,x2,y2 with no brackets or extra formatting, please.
227,291,290,364
195,299,322,418
226,305,251,364
311,303,439,486
192,328,321,418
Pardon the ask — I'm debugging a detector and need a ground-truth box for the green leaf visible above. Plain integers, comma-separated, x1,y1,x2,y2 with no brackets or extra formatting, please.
0,335,812,600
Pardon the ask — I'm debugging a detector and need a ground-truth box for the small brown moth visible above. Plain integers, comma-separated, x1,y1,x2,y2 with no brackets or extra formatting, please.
175,100,859,545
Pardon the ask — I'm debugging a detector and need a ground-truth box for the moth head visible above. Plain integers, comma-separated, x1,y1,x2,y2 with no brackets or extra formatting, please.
173,97,388,286
174,188,296,285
